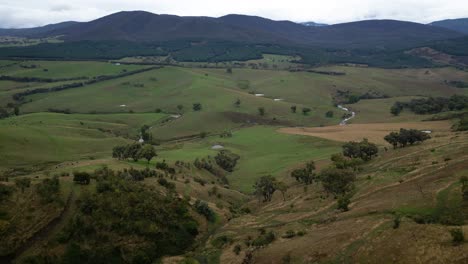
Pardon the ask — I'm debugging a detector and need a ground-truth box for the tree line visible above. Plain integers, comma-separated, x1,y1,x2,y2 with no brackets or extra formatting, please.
384,129,431,149
391,95,468,115
112,143,157,163
0,75,88,83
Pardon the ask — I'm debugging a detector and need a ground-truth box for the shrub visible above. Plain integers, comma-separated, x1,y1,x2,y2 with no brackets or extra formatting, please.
194,200,216,222
282,230,296,239
233,244,242,255
393,215,401,229
337,195,351,211
252,231,275,247
450,228,465,245
73,172,91,185
214,150,240,172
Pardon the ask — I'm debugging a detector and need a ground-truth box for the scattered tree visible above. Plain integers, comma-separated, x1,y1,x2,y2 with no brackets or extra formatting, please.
291,161,316,185
319,168,355,197
342,139,378,161
258,107,265,116
112,145,127,160
337,194,351,211
302,108,311,115
14,106,20,116
234,99,241,108
36,177,60,203
325,111,334,118
15,177,31,193
450,228,465,245
193,103,202,111
177,104,184,113
138,144,157,164
290,106,297,113
73,172,91,185
215,150,240,172
384,129,431,148
276,182,288,201
226,68,233,74
254,176,278,202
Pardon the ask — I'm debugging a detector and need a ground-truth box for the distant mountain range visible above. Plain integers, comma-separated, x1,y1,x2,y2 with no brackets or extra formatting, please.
430,18,468,34
0,11,465,50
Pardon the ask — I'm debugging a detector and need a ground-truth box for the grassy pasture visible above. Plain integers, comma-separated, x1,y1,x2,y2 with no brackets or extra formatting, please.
157,126,341,192
0,60,148,79
0,112,166,171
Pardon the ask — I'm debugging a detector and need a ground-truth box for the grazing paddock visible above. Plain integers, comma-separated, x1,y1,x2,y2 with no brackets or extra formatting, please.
278,121,452,145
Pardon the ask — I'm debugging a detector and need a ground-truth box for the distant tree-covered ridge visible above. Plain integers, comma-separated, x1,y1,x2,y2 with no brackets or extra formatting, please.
391,95,468,115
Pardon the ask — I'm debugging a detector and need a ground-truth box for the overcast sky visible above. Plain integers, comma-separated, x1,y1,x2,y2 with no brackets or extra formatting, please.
1,0,468,28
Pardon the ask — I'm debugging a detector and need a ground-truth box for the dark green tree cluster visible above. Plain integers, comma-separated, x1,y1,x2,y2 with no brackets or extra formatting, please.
253,176,286,202
73,172,91,185
56,174,198,263
384,129,431,149
36,177,60,204
319,167,356,198
342,139,379,161
291,161,316,185
14,177,31,193
194,200,216,222
390,95,468,115
140,125,152,142
112,143,157,163
214,150,240,172
193,103,202,111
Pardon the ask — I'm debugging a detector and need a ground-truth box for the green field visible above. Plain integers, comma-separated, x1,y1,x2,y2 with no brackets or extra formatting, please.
0,60,148,79
0,112,166,171
157,126,341,192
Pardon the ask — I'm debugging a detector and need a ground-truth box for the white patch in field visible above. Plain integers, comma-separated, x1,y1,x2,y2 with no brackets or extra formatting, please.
274,98,283,101
119,104,127,107
211,145,224,150
255,94,265,97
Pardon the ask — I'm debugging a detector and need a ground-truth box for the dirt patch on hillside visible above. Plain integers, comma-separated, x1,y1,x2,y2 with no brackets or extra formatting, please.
278,121,452,145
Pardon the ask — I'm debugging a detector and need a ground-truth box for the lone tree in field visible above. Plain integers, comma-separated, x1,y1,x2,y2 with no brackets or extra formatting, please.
342,139,378,161
15,177,31,193
258,107,265,116
14,106,20,116
302,108,311,115
226,68,233,74
193,103,202,111
254,175,278,202
290,105,297,113
177,104,184,113
139,144,157,164
234,99,241,108
291,161,316,185
325,111,334,118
